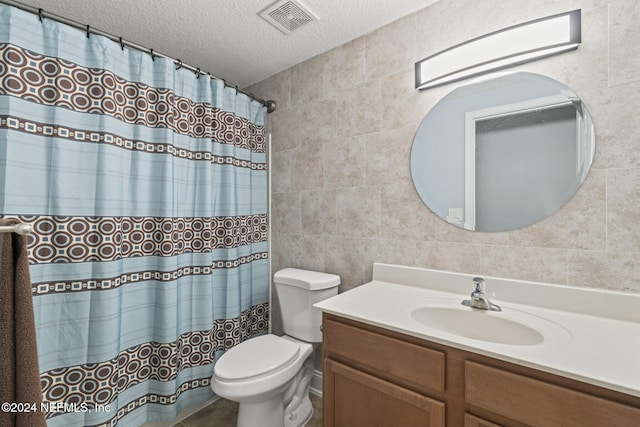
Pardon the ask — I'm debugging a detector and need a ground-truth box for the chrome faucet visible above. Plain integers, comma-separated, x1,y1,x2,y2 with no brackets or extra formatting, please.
462,277,501,311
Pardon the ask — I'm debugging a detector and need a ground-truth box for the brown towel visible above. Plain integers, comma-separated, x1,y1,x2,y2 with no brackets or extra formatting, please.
0,220,47,427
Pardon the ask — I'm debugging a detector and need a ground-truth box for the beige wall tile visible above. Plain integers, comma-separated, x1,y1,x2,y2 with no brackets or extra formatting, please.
299,99,337,145
568,250,640,291
416,0,485,59
269,106,301,152
324,135,366,188
271,233,325,274
609,0,640,86
292,235,326,272
291,54,329,105
416,241,483,276
381,178,436,241
481,0,573,32
585,82,640,170
271,149,293,194
301,190,336,236
607,168,640,252
365,239,419,282
336,188,381,238
258,0,640,298
259,68,291,111
365,128,414,187
271,192,301,235
324,236,366,291
435,221,510,245
481,245,569,284
380,68,438,132
336,81,382,138
365,13,416,81
571,0,612,9
325,37,366,99
291,142,323,191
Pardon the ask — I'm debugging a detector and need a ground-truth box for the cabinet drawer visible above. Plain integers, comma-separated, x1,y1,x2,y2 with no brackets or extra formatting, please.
465,361,640,427
324,317,445,394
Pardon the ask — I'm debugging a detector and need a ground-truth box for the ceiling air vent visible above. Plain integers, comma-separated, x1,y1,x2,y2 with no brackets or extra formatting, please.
259,0,318,35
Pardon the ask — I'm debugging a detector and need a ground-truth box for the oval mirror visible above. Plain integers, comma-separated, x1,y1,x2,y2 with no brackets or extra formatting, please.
411,72,595,232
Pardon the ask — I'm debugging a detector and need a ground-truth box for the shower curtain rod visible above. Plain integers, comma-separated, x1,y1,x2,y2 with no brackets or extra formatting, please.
0,223,33,235
0,0,277,113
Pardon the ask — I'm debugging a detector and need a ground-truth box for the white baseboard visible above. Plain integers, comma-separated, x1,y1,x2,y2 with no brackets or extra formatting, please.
309,369,323,397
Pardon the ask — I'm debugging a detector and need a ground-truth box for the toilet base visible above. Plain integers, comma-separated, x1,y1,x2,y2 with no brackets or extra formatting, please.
237,398,284,427
234,391,313,427
283,348,314,427
284,394,312,427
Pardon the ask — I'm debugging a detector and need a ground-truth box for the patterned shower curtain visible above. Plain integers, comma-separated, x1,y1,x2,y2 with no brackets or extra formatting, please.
0,5,269,426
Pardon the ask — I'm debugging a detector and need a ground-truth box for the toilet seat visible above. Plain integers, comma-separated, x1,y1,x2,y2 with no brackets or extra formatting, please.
214,334,300,381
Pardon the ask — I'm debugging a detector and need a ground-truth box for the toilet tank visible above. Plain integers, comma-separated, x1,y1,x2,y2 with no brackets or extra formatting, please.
274,268,340,343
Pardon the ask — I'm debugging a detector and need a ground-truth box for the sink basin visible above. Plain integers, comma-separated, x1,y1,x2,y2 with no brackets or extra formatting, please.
406,298,572,346
411,306,544,345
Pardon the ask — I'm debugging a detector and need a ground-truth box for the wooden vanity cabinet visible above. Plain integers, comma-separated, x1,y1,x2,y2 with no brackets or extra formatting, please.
322,313,640,427
323,316,446,426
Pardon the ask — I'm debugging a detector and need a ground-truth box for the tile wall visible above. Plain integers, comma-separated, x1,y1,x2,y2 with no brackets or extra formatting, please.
245,0,640,334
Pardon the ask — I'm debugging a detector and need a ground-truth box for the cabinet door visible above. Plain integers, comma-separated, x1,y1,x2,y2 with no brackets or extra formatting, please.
464,413,502,427
324,359,444,427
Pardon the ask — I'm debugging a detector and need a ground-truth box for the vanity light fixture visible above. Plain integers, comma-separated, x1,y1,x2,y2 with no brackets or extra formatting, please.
415,9,581,90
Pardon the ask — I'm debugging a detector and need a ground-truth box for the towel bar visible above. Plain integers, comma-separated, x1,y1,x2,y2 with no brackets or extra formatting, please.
0,223,33,235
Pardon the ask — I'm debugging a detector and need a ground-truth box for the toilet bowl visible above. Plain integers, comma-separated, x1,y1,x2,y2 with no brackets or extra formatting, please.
211,268,340,427
212,335,314,427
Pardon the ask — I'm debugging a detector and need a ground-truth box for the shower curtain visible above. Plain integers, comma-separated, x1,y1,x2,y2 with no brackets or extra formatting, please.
0,5,269,426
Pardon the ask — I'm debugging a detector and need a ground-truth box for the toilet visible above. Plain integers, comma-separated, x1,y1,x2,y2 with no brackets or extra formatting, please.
211,268,340,427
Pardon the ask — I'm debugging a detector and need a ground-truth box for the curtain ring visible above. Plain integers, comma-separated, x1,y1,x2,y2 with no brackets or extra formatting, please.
119,37,125,51
150,49,156,61
86,25,90,38
195,68,201,78
176,59,182,70
38,8,44,23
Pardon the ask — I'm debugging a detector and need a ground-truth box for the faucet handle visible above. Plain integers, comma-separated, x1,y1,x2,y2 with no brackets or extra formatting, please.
472,277,485,293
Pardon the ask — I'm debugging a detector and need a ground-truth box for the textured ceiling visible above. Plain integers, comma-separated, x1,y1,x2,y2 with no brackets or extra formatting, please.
13,0,438,88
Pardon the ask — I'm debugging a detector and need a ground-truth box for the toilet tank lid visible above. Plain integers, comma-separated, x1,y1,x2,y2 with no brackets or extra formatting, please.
274,268,340,290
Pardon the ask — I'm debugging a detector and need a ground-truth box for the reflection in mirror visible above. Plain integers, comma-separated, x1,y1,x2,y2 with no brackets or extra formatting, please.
411,72,595,232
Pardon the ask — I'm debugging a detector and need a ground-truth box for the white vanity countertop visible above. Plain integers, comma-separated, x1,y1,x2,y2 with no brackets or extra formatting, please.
314,263,640,398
